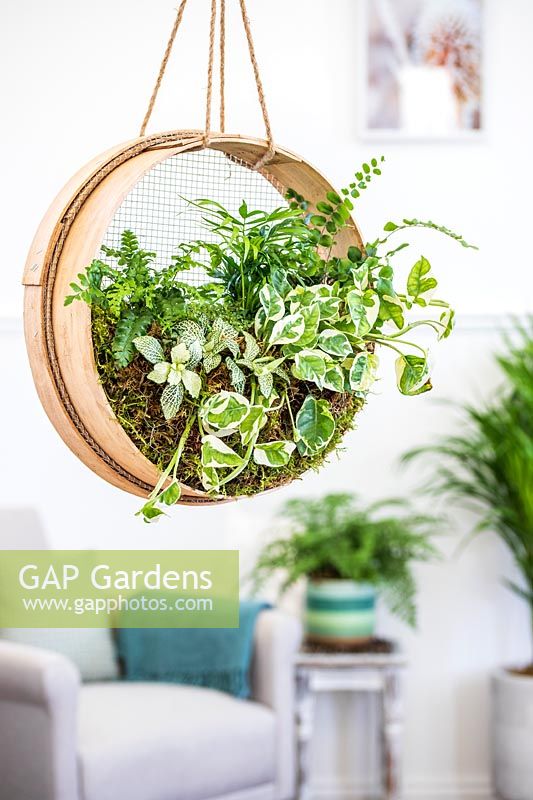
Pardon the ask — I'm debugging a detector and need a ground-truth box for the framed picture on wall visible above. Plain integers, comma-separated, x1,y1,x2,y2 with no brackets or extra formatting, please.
360,0,483,140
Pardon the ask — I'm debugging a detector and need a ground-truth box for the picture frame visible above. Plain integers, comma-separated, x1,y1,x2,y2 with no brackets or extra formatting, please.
359,0,484,142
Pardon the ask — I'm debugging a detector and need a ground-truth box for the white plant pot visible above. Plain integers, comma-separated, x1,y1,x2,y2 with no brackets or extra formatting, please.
492,669,533,800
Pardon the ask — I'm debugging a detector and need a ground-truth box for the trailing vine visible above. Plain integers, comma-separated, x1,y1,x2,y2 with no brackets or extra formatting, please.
67,158,476,521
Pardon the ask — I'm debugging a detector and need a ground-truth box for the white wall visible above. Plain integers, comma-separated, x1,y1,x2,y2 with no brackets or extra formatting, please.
1,1,533,798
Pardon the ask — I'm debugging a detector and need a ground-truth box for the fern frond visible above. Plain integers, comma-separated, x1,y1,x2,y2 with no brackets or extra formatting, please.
112,308,153,367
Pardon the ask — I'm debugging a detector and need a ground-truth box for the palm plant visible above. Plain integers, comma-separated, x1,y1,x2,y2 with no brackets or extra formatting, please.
251,493,439,626
187,199,321,316
404,321,533,660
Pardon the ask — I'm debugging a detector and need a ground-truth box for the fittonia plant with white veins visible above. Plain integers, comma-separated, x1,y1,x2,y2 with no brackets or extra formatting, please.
133,337,202,420
68,157,477,521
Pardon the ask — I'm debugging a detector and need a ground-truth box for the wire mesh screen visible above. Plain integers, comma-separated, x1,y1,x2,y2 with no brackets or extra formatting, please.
100,148,287,285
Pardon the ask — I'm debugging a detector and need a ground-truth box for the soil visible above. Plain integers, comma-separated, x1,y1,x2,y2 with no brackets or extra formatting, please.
508,665,533,678
302,637,394,655
92,309,365,498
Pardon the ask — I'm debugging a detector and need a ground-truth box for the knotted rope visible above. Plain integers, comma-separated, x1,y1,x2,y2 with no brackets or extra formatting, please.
219,0,226,131
139,0,274,168
139,0,189,138
236,0,274,169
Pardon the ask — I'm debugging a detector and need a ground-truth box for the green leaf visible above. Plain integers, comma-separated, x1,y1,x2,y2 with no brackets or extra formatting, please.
388,218,478,249
258,372,274,398
175,321,204,366
137,502,166,523
311,215,327,226
362,290,380,329
283,305,320,354
395,355,432,396
348,246,362,263
203,353,222,373
337,204,350,221
326,191,342,205
379,297,405,329
167,363,185,386
439,308,455,340
171,342,191,365
176,319,205,348
295,396,335,455
176,318,204,337
134,335,165,364
201,391,250,430
346,290,372,337
201,466,220,492
226,356,246,394
407,256,437,303
240,405,268,446
253,441,296,468
254,307,267,338
318,329,352,358
182,369,202,398
316,201,334,215
298,303,321,346
349,352,379,393
376,279,405,329
269,267,291,298
259,284,285,322
292,350,328,386
209,318,240,357
308,286,342,321
201,435,244,469
147,362,171,385
243,332,260,362
384,221,398,231
350,264,369,291
322,364,345,392
159,481,181,506
112,308,153,368
269,313,306,346
254,355,286,375
161,383,184,420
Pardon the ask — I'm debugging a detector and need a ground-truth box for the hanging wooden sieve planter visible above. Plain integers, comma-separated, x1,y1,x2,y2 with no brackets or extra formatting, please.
22,0,365,506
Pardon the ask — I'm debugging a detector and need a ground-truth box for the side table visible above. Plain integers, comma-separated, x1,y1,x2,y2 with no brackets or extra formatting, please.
294,649,407,800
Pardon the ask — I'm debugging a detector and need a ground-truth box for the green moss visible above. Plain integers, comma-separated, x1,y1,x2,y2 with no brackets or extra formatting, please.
92,307,364,498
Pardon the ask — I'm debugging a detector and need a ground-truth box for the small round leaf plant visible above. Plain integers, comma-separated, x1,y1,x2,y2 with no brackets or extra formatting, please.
67,157,476,521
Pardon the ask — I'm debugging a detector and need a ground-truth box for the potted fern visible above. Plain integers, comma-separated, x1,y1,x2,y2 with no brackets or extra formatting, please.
251,493,438,645
404,323,533,800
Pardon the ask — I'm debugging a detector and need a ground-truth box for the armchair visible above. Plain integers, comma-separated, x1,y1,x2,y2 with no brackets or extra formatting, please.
0,609,302,800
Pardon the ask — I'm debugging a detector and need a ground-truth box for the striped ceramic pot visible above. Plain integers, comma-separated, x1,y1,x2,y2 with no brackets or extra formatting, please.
305,579,376,645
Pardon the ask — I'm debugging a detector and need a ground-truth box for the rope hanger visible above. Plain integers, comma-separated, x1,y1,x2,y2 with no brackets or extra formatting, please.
139,0,275,169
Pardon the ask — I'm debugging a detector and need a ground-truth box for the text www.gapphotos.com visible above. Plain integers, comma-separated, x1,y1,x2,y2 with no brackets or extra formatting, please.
21,595,214,616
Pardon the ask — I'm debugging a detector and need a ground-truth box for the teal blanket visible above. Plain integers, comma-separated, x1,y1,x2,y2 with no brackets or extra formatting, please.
116,600,270,698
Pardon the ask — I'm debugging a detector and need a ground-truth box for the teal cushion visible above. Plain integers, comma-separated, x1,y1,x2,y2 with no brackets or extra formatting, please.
116,600,269,698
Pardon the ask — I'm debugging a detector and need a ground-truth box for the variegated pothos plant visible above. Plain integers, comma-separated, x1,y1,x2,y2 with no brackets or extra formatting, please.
70,157,476,521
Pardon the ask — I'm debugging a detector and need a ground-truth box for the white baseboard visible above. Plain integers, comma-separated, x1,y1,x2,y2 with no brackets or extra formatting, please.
311,776,492,800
